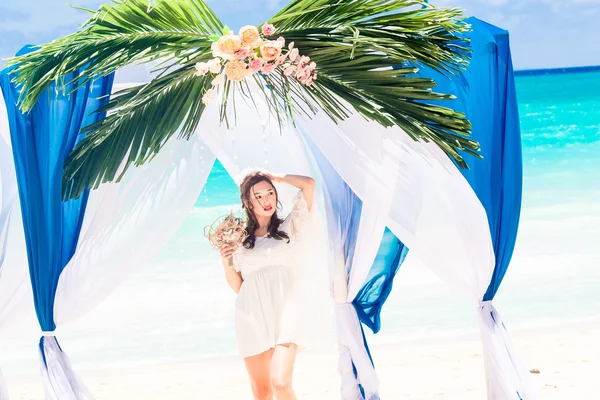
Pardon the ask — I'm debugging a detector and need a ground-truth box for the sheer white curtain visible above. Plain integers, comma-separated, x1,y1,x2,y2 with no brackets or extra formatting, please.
479,302,539,399
0,99,17,280
0,96,32,400
332,205,387,400
54,131,213,325
0,104,16,400
40,129,214,400
296,97,537,400
295,99,496,398
8,74,212,399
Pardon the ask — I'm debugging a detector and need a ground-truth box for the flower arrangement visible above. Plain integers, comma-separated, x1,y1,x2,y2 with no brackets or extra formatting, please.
195,23,317,105
204,211,248,268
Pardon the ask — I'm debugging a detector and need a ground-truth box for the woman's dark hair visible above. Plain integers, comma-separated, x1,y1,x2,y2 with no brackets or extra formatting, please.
240,171,289,249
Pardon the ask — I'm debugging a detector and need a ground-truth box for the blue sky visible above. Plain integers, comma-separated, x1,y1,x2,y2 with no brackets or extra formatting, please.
1,0,598,70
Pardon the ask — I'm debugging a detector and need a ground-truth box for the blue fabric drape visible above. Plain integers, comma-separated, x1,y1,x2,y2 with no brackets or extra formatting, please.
417,17,523,300
354,228,408,333
0,45,115,332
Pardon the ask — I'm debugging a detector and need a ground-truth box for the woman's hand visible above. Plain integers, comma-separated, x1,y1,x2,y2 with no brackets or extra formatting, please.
220,243,238,260
265,172,284,183
219,243,243,294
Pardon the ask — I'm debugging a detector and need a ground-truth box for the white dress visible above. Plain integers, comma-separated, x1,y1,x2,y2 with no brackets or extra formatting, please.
232,190,310,358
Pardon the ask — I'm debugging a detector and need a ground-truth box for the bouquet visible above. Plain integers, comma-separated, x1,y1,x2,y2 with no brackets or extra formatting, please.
194,23,317,105
204,212,248,268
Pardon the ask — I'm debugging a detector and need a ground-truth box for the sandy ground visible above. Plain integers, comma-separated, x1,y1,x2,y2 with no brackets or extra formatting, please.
3,319,598,399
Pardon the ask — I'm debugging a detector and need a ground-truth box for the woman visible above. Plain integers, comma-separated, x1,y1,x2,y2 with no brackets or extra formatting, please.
220,170,315,400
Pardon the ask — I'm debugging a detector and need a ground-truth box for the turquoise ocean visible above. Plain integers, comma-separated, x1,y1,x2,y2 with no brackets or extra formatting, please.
1,69,599,373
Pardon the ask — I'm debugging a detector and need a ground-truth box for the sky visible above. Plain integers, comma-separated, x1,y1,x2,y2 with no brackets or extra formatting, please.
0,0,599,71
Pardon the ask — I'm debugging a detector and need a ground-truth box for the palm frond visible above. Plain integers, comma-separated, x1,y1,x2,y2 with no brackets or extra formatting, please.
6,0,223,112
62,66,211,200
268,0,477,167
6,0,479,200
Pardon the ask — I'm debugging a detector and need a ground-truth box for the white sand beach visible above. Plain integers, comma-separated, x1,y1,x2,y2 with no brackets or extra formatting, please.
3,318,598,399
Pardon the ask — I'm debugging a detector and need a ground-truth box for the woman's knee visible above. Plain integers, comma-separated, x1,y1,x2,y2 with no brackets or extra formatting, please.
251,381,273,399
271,375,293,393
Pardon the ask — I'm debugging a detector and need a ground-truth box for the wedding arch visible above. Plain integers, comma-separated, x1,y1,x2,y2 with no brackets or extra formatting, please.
1,0,537,398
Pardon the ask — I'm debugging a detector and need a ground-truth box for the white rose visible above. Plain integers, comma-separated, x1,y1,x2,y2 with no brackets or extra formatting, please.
208,58,222,74
202,89,215,105
211,74,224,86
194,62,210,76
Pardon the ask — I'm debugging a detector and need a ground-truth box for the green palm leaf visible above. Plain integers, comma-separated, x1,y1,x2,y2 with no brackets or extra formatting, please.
6,0,223,111
62,67,211,200
6,0,223,199
6,0,479,200
267,0,478,165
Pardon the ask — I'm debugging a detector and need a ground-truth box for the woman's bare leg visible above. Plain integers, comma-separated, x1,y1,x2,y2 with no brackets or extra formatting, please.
270,343,298,400
244,348,275,400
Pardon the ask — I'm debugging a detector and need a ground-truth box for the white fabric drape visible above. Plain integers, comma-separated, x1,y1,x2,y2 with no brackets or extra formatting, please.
479,302,539,400
0,95,32,400
54,131,214,325
332,203,386,399
295,98,496,398
3,79,216,399
197,83,496,398
0,135,15,272
296,109,495,293
41,133,214,399
23,76,212,398
0,103,16,400
39,337,94,400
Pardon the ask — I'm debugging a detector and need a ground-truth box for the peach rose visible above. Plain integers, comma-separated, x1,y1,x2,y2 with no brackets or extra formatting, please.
260,41,283,61
215,34,242,58
239,26,261,48
225,60,249,81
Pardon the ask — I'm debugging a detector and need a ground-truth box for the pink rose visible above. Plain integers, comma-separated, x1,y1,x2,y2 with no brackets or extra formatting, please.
283,65,296,76
248,58,263,72
236,47,250,60
277,36,285,46
289,48,299,61
275,54,287,67
262,23,276,36
261,63,276,75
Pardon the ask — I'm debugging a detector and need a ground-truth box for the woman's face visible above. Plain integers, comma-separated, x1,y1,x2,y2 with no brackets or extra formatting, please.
248,180,277,219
